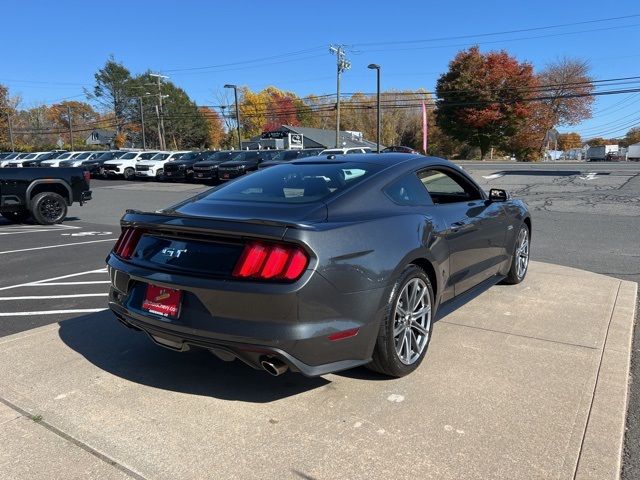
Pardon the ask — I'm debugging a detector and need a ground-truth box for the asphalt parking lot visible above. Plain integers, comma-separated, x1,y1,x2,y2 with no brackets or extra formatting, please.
0,162,638,479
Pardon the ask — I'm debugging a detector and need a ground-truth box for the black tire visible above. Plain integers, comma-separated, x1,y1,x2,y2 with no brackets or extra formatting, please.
156,168,164,180
1,209,31,223
30,192,67,225
367,264,435,377
123,167,135,180
502,224,530,285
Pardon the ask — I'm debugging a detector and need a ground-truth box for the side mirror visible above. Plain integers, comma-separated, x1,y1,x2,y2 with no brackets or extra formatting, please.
489,188,509,202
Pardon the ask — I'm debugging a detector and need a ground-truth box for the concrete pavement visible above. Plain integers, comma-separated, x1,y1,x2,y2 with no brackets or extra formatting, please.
0,261,635,480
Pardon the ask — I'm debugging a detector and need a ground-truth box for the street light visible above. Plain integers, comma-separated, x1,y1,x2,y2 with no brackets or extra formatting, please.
368,64,381,153
224,84,241,150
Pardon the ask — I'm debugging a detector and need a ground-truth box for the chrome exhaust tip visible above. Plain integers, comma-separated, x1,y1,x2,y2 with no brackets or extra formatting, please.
260,358,288,376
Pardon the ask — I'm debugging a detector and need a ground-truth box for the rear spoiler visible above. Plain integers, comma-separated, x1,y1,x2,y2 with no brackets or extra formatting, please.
120,209,314,241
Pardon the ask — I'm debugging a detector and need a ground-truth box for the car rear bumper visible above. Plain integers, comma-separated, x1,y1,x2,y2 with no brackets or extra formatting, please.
80,190,92,205
106,255,386,376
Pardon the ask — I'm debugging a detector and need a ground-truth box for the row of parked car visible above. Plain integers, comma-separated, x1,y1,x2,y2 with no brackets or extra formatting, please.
0,146,376,183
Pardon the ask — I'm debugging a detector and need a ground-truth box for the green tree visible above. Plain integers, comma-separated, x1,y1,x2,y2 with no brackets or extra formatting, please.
85,56,135,134
435,46,536,159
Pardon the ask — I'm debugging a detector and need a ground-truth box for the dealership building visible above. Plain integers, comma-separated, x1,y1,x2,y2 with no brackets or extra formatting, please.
241,125,380,150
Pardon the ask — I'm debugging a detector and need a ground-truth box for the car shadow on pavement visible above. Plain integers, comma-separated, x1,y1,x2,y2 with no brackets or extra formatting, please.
58,310,329,403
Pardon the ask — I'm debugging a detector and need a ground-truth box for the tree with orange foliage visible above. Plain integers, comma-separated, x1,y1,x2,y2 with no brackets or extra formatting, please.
198,107,225,148
435,46,536,159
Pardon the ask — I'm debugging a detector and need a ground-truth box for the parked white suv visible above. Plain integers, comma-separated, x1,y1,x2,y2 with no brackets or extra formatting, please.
40,151,85,167
103,151,159,180
4,151,49,167
320,147,373,155
135,151,190,179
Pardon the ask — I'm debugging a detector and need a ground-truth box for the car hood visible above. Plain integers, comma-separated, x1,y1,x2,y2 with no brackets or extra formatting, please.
137,160,164,166
218,160,253,167
166,196,328,225
194,160,229,167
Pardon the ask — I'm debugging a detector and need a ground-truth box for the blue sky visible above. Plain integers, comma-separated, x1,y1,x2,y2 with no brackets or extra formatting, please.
2,0,639,138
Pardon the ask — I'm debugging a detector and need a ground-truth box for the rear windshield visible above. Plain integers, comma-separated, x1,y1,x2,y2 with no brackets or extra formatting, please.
200,161,382,204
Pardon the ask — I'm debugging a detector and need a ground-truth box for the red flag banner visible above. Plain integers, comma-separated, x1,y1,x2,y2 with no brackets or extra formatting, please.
422,101,428,154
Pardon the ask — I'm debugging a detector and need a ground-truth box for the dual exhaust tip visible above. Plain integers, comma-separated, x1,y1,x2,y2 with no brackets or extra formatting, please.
260,357,288,376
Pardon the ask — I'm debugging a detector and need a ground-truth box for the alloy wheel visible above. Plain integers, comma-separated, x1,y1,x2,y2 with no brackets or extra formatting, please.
39,197,63,222
516,228,529,279
393,278,432,365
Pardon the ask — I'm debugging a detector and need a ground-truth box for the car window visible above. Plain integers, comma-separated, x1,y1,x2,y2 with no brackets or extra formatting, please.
418,168,482,204
346,149,360,154
75,152,91,159
57,153,72,159
198,162,383,204
384,174,433,206
150,153,169,160
121,152,137,159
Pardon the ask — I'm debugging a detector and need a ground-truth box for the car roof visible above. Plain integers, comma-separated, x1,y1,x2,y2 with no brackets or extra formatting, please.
296,152,427,166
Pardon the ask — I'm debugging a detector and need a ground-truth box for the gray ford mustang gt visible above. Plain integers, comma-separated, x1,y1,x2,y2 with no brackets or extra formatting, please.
107,153,531,377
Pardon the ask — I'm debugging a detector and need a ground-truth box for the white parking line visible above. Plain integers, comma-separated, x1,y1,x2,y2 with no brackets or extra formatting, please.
26,281,111,286
0,224,81,235
0,268,107,291
482,173,505,180
0,293,109,301
0,308,107,317
0,238,117,255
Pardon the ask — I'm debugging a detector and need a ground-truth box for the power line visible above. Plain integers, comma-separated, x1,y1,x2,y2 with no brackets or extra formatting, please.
350,13,640,47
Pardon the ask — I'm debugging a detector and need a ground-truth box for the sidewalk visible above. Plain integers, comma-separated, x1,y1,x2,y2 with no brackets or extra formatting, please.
0,261,636,480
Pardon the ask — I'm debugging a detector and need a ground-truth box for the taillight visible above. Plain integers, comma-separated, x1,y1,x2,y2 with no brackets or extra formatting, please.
232,242,309,281
83,170,91,186
112,227,143,260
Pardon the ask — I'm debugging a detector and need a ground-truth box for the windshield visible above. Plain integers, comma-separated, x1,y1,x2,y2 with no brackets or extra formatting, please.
121,152,138,159
5,153,19,159
201,151,234,162
149,153,170,161
178,152,200,161
139,152,157,160
56,153,72,159
75,152,92,159
270,151,300,162
199,161,382,204
94,152,116,160
36,152,54,160
69,152,84,158
22,153,37,159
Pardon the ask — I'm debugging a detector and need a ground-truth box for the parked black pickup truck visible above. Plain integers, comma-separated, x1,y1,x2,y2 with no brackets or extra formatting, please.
0,168,92,224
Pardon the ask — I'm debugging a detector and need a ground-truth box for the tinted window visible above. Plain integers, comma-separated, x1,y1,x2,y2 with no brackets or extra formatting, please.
179,152,200,161
384,174,432,206
140,152,157,159
200,162,383,204
202,151,234,162
418,169,482,204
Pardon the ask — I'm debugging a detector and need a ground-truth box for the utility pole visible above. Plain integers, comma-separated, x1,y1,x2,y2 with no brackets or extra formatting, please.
67,105,74,151
149,73,169,150
7,114,14,152
368,64,381,153
154,105,162,150
224,84,241,150
139,97,147,150
330,45,351,148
